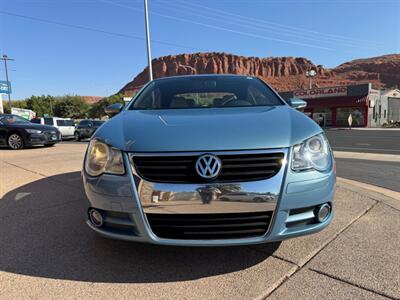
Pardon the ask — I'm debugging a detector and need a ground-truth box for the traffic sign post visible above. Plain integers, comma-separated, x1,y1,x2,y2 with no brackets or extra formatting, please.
0,94,4,114
1,54,15,109
0,80,11,94
348,114,353,129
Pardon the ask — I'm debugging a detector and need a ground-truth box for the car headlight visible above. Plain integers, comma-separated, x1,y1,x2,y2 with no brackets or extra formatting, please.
292,133,332,172
85,139,125,176
26,129,42,134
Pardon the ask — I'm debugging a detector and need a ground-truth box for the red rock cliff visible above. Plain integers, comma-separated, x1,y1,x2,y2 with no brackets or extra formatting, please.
119,52,400,95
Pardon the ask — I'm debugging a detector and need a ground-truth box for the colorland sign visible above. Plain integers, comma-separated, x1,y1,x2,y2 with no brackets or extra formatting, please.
293,86,348,99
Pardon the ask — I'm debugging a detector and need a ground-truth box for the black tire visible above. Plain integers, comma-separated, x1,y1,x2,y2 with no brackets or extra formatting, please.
44,143,56,147
7,133,24,150
74,131,81,141
253,197,264,203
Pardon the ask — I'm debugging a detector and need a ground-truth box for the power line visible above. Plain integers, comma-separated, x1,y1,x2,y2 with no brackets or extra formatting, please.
0,10,211,52
98,0,335,51
157,1,381,50
177,0,385,47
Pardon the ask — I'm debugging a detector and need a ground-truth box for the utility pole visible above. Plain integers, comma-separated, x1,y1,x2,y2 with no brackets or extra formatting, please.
143,0,153,81
1,54,15,108
49,97,53,116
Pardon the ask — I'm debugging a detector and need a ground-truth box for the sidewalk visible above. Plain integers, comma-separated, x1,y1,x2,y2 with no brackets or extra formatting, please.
327,127,400,131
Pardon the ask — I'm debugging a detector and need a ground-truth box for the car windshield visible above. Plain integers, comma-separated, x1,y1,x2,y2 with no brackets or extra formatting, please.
56,119,75,126
130,76,283,110
0,115,30,124
92,120,104,126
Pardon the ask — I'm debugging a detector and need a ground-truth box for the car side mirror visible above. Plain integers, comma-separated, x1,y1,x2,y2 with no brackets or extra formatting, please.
288,98,307,109
105,103,124,117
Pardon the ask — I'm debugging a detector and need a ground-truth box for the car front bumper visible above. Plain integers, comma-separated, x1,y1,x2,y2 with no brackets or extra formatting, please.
27,131,62,146
82,149,336,246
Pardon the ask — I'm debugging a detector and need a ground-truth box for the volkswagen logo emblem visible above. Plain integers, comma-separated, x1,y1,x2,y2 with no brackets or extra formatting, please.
195,154,222,179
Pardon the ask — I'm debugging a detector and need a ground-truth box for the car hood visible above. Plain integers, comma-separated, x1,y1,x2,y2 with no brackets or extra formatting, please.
6,123,58,132
95,106,322,152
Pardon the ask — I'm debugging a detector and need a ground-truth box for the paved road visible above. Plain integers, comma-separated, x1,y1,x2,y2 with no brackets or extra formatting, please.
326,129,400,154
0,143,399,299
324,129,400,191
336,158,400,192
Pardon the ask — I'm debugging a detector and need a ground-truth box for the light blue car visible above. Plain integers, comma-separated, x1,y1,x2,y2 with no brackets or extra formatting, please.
82,75,335,246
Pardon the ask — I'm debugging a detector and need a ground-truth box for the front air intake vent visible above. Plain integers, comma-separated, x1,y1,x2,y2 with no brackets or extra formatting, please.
146,211,272,240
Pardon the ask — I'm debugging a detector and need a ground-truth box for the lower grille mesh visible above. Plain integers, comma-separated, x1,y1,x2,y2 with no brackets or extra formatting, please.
146,211,272,240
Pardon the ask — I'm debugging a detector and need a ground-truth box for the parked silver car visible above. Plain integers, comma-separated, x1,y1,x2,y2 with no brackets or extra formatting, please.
82,75,335,246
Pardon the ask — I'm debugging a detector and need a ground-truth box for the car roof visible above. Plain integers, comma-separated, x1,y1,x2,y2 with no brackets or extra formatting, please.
152,74,258,82
33,117,70,120
0,114,28,119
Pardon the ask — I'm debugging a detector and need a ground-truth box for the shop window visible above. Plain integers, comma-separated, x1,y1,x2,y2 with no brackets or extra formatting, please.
336,107,365,126
312,108,333,126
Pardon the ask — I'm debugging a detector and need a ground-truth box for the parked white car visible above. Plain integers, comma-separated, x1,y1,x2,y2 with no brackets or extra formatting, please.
31,117,75,139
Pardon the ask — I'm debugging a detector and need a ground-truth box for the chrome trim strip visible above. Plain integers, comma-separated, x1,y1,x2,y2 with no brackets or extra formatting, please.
286,210,315,223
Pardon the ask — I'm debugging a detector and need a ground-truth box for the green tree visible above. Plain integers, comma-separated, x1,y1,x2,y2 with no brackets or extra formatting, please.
3,102,11,114
87,94,126,119
3,100,28,114
25,95,55,117
53,95,89,118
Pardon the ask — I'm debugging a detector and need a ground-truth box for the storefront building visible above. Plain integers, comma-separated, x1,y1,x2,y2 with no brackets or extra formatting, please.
280,83,400,128
385,89,400,123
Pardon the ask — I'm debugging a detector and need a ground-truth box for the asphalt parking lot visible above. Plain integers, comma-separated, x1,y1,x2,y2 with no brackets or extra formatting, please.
0,143,399,299
326,129,400,154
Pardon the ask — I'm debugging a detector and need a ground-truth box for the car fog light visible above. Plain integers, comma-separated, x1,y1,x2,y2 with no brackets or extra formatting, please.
89,209,104,227
316,203,331,223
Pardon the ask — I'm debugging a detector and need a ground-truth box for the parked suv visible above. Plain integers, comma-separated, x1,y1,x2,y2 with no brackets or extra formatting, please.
31,117,75,139
74,120,104,141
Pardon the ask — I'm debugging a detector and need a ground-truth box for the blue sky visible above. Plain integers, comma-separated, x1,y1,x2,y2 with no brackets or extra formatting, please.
0,0,399,99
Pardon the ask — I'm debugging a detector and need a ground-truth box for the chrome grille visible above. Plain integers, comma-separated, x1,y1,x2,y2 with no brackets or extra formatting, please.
132,151,284,183
146,211,272,240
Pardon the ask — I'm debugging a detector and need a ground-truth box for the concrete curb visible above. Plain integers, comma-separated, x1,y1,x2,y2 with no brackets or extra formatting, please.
337,177,400,210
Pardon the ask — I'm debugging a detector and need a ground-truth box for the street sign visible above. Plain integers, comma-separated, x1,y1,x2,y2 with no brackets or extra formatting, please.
0,94,4,114
0,81,11,94
348,114,353,128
